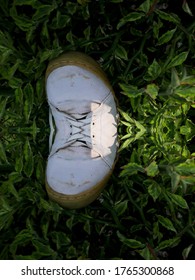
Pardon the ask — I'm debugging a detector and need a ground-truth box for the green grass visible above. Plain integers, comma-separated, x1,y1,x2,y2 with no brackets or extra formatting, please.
0,0,195,260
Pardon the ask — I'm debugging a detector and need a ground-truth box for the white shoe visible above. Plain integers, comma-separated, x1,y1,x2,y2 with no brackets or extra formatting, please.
45,52,118,208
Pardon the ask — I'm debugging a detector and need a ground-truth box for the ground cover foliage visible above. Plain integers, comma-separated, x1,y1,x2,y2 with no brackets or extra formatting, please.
0,0,195,260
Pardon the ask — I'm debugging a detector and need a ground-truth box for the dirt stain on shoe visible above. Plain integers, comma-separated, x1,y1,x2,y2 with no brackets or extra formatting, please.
82,180,91,185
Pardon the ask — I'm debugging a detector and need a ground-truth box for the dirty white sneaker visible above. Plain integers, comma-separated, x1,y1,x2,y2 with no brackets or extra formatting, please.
45,52,118,209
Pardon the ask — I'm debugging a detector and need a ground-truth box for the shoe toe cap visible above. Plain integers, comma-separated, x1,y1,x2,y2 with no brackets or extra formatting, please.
46,147,112,196
46,65,112,108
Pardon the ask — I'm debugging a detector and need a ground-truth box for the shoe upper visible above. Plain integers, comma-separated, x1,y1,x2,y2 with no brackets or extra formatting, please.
46,56,118,198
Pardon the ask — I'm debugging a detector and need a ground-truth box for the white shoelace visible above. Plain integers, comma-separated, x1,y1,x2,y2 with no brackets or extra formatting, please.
66,114,92,147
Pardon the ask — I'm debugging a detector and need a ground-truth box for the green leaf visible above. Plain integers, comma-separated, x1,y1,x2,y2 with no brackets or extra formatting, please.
32,240,57,257
24,155,34,178
0,141,8,163
117,12,145,29
0,30,13,50
171,68,180,88
23,140,34,177
155,10,180,24
171,172,181,192
83,220,91,234
0,198,13,231
119,83,144,98
138,0,151,14
83,26,91,40
175,85,195,98
148,59,161,78
168,193,189,209
118,108,133,122
175,162,195,175
182,1,193,16
120,122,132,129
130,27,143,37
153,221,163,241
157,215,177,233
66,31,74,45
156,237,180,251
7,59,21,79
0,96,9,120
117,231,144,249
41,217,49,240
0,48,13,65
39,198,62,223
118,138,134,151
52,13,71,29
23,83,34,122
120,163,145,177
114,200,128,216
32,119,39,142
8,77,23,89
157,28,177,45
66,2,78,15
182,176,195,185
146,179,161,201
35,78,44,105
66,216,74,230
180,119,195,141
146,84,159,99
9,171,23,184
180,125,192,137
181,76,195,85
1,180,19,200
15,0,37,5
139,246,153,260
145,161,159,177
35,156,44,183
23,140,31,161
115,45,128,60
153,20,163,39
10,6,34,31
51,232,71,250
39,49,63,63
144,59,161,81
134,120,146,140
33,4,57,21
167,52,188,69
182,244,194,260
10,229,33,255
130,96,141,113
41,20,49,40
66,245,77,259
77,0,91,5
14,87,23,111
